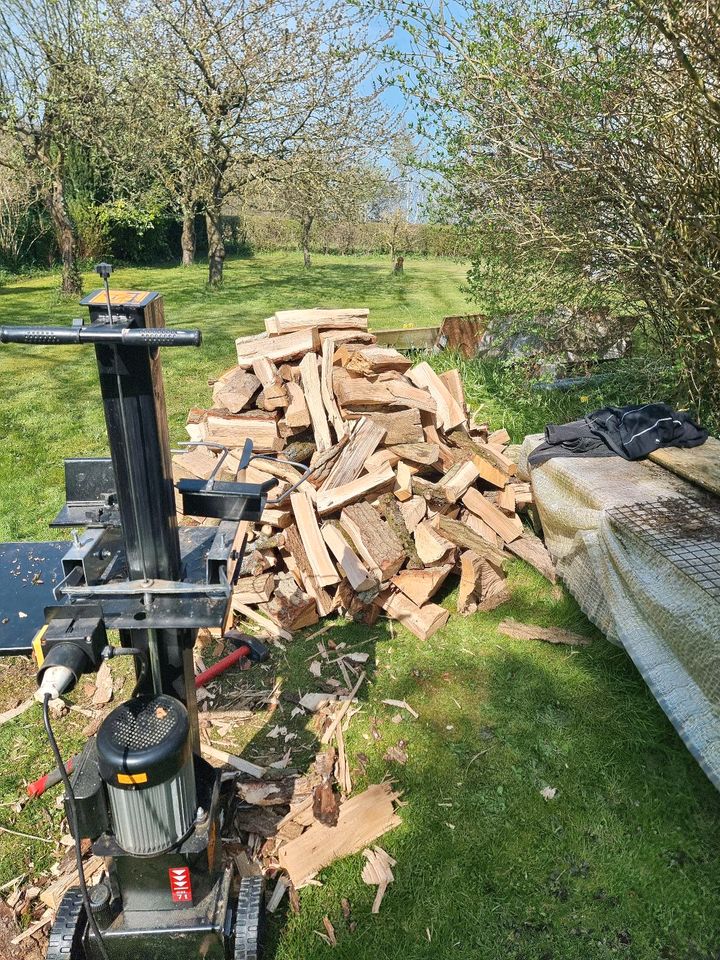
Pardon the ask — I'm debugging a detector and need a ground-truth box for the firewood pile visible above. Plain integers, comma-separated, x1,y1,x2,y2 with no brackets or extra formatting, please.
174,307,556,642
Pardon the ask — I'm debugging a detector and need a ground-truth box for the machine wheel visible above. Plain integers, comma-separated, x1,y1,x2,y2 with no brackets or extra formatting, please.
46,887,87,959
233,876,265,960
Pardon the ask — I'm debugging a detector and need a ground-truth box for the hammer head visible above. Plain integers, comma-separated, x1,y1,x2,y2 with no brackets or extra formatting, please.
224,630,269,663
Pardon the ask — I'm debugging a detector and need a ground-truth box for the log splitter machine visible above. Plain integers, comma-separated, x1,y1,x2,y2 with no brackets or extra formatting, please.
0,264,288,959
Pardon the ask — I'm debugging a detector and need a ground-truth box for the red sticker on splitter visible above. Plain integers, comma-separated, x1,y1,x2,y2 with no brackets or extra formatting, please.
169,866,192,903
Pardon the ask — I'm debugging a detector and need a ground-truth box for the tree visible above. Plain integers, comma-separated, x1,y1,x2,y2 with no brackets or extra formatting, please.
122,0,380,286
0,0,108,294
373,0,720,423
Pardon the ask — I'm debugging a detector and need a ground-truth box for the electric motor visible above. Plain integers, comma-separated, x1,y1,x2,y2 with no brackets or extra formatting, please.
96,695,197,855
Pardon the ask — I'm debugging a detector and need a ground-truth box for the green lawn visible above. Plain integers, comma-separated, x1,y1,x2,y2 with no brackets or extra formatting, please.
0,253,718,960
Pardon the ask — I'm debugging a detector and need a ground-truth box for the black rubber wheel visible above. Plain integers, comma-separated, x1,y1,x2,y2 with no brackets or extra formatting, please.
46,887,87,959
234,876,265,960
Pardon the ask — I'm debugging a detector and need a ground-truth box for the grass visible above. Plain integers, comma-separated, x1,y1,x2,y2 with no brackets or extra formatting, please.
0,252,718,959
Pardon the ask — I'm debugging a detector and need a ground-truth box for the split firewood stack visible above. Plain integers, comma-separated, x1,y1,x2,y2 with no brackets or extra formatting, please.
174,307,555,642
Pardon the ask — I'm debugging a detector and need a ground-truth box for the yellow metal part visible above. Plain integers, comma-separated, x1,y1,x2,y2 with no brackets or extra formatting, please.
117,772,148,786
32,625,48,667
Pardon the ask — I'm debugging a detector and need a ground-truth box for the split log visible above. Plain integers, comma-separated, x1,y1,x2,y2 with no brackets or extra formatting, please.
204,410,281,452
235,327,320,367
438,460,481,503
172,445,218,481
391,563,453,607
393,461,414,502
462,487,523,543
232,573,275,605
406,362,466,431
506,534,556,583
290,492,339,587
339,502,406,579
365,408,424,445
457,552,510,614
267,308,369,335
398,496,426,533
385,380,438,414
488,428,511,446
321,524,378,592
284,524,335,616
431,514,506,567
316,463,395,517
375,493,423,569
321,418,386,491
345,347,412,376
387,442,440,466
335,378,394,411
212,367,261,413
300,352,332,453
284,381,311,430
320,338,347,442
377,590,450,641
439,368,465,412
266,580,319,631
253,357,289,411
413,519,455,566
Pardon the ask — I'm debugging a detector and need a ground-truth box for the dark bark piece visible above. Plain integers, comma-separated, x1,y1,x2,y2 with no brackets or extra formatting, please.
340,501,406,579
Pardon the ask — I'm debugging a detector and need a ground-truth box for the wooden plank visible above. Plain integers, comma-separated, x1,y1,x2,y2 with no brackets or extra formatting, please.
290,491,339,586
378,590,450,641
406,361,466,431
340,502,406,579
300,352,332,453
278,783,402,888
462,487,523,543
212,367,260,413
321,417,386,491
235,327,319,367
320,338,347,442
374,326,439,350
202,744,266,778
391,563,453,607
316,463,396,517
649,436,720,498
268,307,369,335
322,524,378,591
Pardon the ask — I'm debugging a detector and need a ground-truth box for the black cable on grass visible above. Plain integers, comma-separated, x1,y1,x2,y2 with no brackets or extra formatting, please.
43,694,110,960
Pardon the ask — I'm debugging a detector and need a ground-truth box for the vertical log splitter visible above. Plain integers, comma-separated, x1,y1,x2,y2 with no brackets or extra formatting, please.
0,264,292,959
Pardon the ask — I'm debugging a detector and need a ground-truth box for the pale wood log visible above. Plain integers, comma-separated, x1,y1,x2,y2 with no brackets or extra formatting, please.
212,367,261,413
233,602,292,641
319,329,375,347
365,448,400,473
438,459,481,503
283,524,335,615
300,352,332,453
232,573,274,604
321,417,386,490
316,463,395,517
335,378,394,410
439,368,466,412
471,453,508,489
385,379,438,414
290,491,339,586
252,357,288,410
267,308,369,335
339,502,406,579
391,563,453,607
393,461,415,502
378,590,450,641
204,410,281,451
413,519,455,565
506,534,557,583
320,338,347,442
387,442,440,466
488,428,511,446
172,446,217,481
284,381,312,429
497,485,516,515
235,327,319,367
462,487,523,543
398,496,426,533
406,362,466,430
457,551,510,614
322,524,378,592
345,346,412,376
461,508,500,548
365,408,424,444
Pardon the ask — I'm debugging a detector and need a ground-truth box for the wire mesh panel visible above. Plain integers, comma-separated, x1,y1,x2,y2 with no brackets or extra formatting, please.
609,495,720,602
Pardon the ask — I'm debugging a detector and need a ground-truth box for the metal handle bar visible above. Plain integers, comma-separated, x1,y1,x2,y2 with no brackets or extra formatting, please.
0,325,202,347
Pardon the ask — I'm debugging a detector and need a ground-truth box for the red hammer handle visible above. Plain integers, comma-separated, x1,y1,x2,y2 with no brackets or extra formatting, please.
194,644,251,689
27,755,77,798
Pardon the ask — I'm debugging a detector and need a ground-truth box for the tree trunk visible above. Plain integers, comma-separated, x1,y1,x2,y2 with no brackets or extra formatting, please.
46,175,81,296
205,197,225,286
181,205,196,267
301,213,314,269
